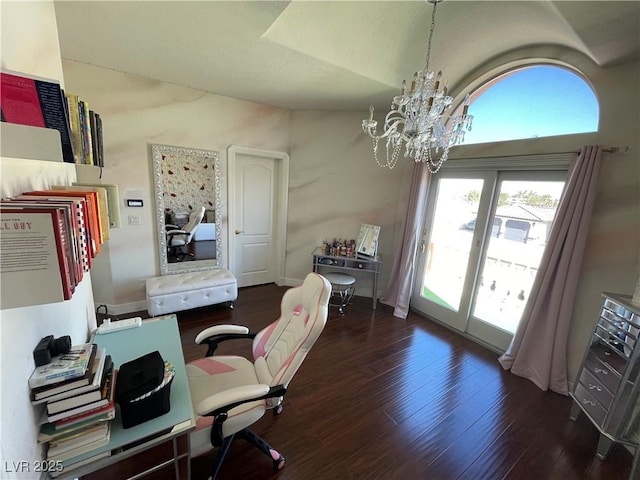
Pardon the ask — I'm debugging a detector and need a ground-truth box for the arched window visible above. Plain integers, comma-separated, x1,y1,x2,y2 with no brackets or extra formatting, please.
459,65,599,145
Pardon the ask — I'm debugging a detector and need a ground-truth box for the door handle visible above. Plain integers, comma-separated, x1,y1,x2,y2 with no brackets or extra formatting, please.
235,230,244,235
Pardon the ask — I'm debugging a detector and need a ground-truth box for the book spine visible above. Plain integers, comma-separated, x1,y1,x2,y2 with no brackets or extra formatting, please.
65,93,83,164
57,206,77,292
77,100,87,164
54,406,114,429
96,114,104,167
74,200,91,271
50,208,74,301
47,390,101,415
89,111,99,167
68,202,83,283
81,100,94,166
34,79,75,164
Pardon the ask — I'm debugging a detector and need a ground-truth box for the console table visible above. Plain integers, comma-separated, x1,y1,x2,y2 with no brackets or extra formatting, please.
312,247,382,309
54,314,195,480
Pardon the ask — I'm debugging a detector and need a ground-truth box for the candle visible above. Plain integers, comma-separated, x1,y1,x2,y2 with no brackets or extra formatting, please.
462,93,471,115
369,105,374,122
434,71,442,90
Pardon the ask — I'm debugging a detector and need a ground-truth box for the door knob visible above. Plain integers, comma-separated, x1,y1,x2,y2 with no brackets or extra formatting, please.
235,230,244,235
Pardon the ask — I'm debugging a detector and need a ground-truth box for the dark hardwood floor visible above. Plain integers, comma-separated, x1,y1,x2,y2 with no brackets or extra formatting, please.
107,283,634,479
180,284,633,480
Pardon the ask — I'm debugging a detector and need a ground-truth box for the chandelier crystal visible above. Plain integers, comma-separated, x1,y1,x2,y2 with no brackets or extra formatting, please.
362,0,473,173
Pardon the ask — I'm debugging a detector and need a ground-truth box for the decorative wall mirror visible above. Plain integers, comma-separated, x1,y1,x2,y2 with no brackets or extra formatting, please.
356,224,381,258
151,143,222,275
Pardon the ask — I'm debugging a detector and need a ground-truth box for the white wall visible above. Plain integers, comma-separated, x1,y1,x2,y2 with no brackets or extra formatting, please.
61,60,291,311
0,0,64,87
287,110,412,295
0,1,97,476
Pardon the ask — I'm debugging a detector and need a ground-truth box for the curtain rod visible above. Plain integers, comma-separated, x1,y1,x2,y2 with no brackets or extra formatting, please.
450,145,630,162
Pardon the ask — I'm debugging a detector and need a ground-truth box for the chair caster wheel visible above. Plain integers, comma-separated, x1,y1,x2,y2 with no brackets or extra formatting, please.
273,404,283,416
273,454,285,471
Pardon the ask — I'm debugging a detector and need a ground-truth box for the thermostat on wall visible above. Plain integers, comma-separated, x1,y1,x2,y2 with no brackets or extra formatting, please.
126,199,144,207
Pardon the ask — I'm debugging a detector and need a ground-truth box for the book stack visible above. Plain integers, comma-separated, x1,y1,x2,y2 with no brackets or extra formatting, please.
0,186,110,309
63,92,104,167
0,69,104,167
29,343,116,473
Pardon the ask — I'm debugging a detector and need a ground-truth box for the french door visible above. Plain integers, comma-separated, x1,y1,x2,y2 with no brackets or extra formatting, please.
411,168,566,351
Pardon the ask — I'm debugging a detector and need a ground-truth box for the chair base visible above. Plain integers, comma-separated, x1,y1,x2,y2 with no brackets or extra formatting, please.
168,245,194,262
210,429,285,480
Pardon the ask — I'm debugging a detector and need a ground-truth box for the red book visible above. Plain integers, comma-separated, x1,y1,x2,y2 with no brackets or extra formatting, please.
0,71,75,163
0,206,74,304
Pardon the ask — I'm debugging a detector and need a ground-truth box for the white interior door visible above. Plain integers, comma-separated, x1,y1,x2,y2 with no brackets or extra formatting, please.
232,155,277,287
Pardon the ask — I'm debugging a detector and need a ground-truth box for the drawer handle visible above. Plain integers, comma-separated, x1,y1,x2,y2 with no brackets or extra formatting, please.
594,367,609,375
582,399,596,406
588,384,602,392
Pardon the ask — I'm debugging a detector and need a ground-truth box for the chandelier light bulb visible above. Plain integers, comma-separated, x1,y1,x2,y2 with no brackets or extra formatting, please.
361,0,474,173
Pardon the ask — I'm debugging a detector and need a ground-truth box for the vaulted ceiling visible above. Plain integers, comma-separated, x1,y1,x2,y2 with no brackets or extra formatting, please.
54,1,640,111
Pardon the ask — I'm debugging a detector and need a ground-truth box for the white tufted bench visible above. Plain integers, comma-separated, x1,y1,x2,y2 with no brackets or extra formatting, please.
146,269,238,317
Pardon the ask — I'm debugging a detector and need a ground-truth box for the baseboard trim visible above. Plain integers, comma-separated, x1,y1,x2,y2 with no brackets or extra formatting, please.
282,277,303,287
95,300,148,317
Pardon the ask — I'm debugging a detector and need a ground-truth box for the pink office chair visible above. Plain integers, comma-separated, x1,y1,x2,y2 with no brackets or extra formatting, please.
187,272,331,479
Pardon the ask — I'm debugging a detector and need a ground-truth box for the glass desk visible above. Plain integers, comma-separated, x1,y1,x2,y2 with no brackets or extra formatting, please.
54,314,195,480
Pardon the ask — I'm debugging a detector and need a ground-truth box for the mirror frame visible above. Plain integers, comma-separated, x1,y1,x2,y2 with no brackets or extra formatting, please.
151,143,222,275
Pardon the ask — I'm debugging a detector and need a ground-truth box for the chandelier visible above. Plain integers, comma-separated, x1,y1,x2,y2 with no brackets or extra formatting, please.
361,0,473,173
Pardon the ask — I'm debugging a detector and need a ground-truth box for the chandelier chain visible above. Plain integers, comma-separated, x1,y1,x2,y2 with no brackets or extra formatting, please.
361,0,474,174
425,1,438,73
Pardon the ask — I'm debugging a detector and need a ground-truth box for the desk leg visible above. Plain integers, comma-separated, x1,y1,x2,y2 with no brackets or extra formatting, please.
372,272,378,310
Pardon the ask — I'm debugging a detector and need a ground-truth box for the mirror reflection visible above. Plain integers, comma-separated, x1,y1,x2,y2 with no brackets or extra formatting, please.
151,144,222,275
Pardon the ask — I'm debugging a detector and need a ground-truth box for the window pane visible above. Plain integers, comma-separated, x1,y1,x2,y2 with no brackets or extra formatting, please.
471,180,565,333
421,178,484,311
460,65,599,145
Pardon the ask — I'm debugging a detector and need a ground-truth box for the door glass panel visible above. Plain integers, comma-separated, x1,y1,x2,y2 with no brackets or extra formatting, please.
421,178,484,311
471,180,565,333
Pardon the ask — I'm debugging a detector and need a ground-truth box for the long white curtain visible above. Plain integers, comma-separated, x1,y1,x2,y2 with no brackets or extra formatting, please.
380,162,430,318
498,145,603,395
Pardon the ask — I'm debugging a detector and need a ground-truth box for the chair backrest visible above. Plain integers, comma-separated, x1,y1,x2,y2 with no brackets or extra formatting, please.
251,273,331,397
175,206,205,244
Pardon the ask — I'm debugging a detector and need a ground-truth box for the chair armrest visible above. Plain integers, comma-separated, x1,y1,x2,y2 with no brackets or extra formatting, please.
167,229,187,236
196,325,256,356
195,325,251,344
196,384,287,417
165,224,180,230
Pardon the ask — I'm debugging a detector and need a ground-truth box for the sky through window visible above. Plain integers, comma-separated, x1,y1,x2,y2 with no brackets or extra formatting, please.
460,65,599,145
